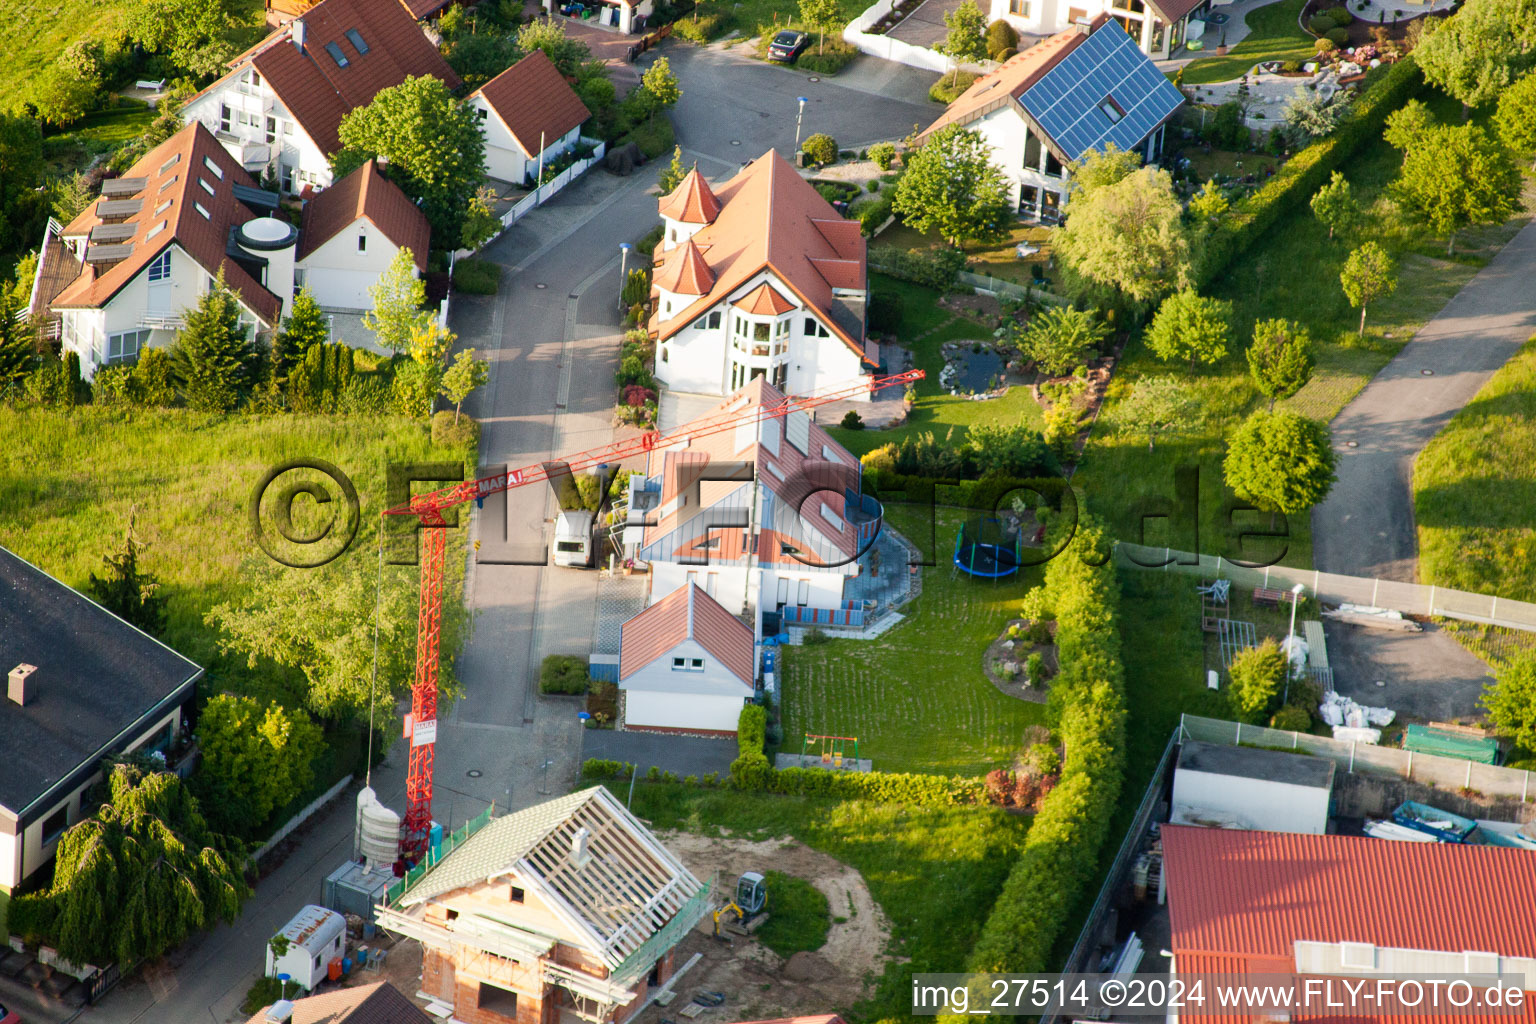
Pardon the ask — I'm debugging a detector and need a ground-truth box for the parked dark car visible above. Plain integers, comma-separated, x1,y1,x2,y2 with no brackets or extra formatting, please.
0,1001,18,1024
768,30,810,62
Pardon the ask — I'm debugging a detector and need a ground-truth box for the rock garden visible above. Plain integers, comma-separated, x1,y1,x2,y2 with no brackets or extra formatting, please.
983,616,1058,703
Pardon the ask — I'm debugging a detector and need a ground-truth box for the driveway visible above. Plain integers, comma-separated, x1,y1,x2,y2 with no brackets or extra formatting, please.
581,729,738,777
1312,219,1536,583
1323,620,1493,723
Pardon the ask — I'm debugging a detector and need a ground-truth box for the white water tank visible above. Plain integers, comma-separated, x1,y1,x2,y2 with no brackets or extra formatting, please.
355,786,401,872
236,216,298,306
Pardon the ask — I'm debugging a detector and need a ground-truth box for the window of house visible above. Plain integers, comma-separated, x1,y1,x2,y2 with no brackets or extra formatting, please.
41,805,69,844
281,164,294,192
476,106,488,120
194,201,210,219
664,300,672,315
478,985,518,1015
511,886,525,903
324,41,350,67
661,346,669,362
1099,97,1125,124
803,317,829,339
446,908,460,920
154,199,172,216
265,116,277,143
159,153,180,175
357,234,367,253
146,220,167,241
203,156,224,179
796,579,810,606
671,657,703,672
199,177,215,196
159,175,177,193
821,502,845,531
147,250,171,282
669,228,677,242
219,104,232,133
753,322,770,342
283,121,293,135
707,311,722,329
295,268,306,287
1009,0,1031,14
345,28,370,54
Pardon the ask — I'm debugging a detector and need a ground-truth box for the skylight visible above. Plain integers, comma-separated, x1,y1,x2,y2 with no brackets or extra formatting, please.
203,156,224,179
345,29,369,54
194,202,210,219
324,41,349,67
158,153,181,175
1099,97,1124,123
146,220,167,240
199,178,215,196
154,199,172,216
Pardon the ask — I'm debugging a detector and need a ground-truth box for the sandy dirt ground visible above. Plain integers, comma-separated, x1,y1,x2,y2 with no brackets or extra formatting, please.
631,832,895,1022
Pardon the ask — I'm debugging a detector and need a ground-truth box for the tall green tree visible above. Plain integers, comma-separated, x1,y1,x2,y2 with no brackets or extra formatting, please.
50,171,97,223
635,57,682,119
1146,289,1232,371
1412,0,1525,118
657,146,688,195
1340,241,1397,337
1055,167,1191,315
335,77,486,248
172,271,260,412
1383,98,1435,151
799,0,841,53
47,764,248,966
440,347,489,423
1228,638,1287,724
1482,650,1536,753
0,286,35,392
517,18,593,77
1067,143,1141,198
939,0,987,86
1223,410,1337,518
892,125,1009,248
87,507,168,636
0,113,45,258
1246,318,1314,411
363,248,429,357
274,286,327,382
1393,123,1521,255
1013,306,1109,377
127,0,240,77
1114,375,1200,452
1495,72,1536,168
193,695,323,838
1309,170,1357,240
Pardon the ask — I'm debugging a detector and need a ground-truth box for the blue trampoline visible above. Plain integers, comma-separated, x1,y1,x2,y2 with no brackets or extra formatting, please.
954,517,1024,578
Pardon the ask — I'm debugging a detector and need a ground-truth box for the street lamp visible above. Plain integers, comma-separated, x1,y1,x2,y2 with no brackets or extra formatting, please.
794,97,809,158
617,243,633,313
1283,582,1306,702
539,758,555,795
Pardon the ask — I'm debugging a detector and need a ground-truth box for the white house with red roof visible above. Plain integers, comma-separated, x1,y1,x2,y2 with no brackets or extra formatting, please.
987,0,1212,59
468,50,591,186
919,15,1184,221
29,123,430,376
180,0,461,194
1162,825,1536,1023
649,153,874,403
626,378,874,631
618,582,755,733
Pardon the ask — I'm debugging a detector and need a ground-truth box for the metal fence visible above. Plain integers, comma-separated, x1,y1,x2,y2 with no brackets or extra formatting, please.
1114,541,1536,634
382,804,496,907
1180,714,1536,801
459,139,608,259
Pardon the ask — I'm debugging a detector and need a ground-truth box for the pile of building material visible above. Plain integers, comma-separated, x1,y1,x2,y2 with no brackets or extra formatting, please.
1322,603,1422,631
1319,691,1394,742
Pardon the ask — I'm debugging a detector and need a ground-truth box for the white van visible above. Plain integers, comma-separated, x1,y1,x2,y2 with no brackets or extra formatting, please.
553,510,595,568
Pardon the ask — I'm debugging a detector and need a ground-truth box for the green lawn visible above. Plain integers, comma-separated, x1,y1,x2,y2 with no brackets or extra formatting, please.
1414,337,1536,603
754,870,831,957
827,273,1044,459
42,100,157,177
612,782,1033,1022
779,503,1047,776
874,221,1058,288
1180,0,1315,86
1073,91,1532,571
0,407,475,700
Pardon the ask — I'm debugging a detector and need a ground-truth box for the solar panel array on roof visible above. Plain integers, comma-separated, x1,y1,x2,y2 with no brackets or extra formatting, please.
1019,24,1185,163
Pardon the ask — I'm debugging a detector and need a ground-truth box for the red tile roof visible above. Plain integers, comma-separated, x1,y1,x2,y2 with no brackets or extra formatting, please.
298,160,430,271
235,0,461,157
733,281,795,315
652,238,715,295
1165,825,1536,960
244,981,433,1024
658,168,721,225
472,50,590,160
649,152,865,358
918,16,1103,143
50,122,281,325
619,582,754,686
642,378,860,566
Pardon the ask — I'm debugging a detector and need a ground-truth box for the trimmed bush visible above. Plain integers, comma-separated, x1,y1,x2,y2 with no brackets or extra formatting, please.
1194,56,1422,288
993,46,1016,59
1271,705,1313,731
801,133,838,166
1328,6,1353,26
856,194,895,236
1316,37,1338,53
840,410,864,429
869,141,897,170
581,758,635,779
1325,27,1349,44
986,19,1018,58
929,72,979,104
453,258,502,295
1308,14,1335,34
6,891,59,944
539,654,591,695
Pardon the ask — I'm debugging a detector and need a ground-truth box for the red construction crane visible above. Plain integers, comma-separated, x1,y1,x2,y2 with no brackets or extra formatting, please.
383,370,923,863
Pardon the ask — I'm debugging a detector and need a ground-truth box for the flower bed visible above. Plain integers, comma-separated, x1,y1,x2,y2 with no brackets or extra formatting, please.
983,618,1058,703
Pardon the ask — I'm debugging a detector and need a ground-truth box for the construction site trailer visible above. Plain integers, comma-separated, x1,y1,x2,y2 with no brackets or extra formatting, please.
1402,724,1499,765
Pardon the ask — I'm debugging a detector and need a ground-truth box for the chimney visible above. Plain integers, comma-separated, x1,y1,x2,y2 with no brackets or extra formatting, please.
1074,15,1092,32
8,664,37,706
265,1001,296,1024
375,155,388,172
292,18,306,52
571,826,592,869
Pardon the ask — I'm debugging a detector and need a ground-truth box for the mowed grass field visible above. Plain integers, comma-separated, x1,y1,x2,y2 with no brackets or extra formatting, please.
1414,337,1536,603
779,503,1047,776
1074,90,1532,570
613,782,1033,1022
0,406,474,676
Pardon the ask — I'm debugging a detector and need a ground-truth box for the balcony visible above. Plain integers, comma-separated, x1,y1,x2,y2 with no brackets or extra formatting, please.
215,134,270,172
140,312,184,329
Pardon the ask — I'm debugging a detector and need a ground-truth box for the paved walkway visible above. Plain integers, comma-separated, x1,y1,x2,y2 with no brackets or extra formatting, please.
1312,218,1536,583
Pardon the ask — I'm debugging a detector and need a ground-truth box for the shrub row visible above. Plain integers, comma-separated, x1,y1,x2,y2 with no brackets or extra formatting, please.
860,470,1071,515
868,245,967,290
1193,56,1424,287
958,513,1127,1002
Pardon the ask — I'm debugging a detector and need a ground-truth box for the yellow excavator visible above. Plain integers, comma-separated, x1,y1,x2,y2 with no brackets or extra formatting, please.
711,872,768,938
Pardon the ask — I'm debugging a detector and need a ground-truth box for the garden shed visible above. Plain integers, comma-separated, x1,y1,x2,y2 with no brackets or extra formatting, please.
1171,740,1334,834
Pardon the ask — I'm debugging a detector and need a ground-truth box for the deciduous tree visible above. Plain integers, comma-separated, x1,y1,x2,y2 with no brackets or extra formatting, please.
1340,241,1397,337
1187,179,1228,226
364,248,429,357
1482,650,1536,754
1055,167,1191,314
799,0,841,53
1223,409,1337,517
939,0,987,86
1495,72,1536,168
1114,375,1199,452
892,125,1010,248
1384,98,1435,150
517,18,592,77
1246,318,1314,410
1146,289,1232,371
635,57,682,119
1392,123,1521,255
335,77,486,248
658,147,688,195
440,348,489,423
1013,306,1109,377
193,695,323,838
127,0,239,77
87,506,168,636
1229,638,1287,724
1067,144,1141,198
1309,170,1357,240
0,286,35,393
1412,0,1524,118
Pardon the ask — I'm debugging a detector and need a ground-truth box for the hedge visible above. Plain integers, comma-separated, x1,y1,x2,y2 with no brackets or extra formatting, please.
954,513,1127,1010
1193,56,1424,288
7,891,58,944
860,470,1072,514
868,245,966,290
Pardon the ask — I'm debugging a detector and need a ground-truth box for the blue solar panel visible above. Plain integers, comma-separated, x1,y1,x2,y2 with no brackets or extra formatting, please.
1019,24,1185,164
